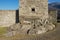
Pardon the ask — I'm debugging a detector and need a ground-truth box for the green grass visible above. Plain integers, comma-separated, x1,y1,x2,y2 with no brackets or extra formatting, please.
0,27,7,35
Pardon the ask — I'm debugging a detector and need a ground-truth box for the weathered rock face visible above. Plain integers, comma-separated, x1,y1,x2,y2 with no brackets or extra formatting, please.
7,18,55,35
19,17,55,35
19,0,48,19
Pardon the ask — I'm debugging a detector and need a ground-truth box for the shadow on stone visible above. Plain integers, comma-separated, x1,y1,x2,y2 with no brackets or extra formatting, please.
16,10,19,23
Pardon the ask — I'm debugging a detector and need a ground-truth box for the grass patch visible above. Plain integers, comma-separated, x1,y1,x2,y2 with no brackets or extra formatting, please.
0,27,7,35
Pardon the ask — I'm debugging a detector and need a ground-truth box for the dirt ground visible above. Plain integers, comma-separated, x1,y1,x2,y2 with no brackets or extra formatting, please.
0,23,60,40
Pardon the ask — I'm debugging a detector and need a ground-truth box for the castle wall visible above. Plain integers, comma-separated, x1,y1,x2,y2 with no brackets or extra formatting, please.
48,10,57,25
0,10,16,27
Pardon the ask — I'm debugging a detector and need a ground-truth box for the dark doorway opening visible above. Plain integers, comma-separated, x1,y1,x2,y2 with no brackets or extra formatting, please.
16,10,19,23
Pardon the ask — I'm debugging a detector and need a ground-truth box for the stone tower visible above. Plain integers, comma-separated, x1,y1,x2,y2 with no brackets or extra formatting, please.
18,0,55,34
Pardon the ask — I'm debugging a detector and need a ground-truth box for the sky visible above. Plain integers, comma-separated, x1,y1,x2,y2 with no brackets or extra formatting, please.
48,0,60,3
0,0,18,10
0,0,60,10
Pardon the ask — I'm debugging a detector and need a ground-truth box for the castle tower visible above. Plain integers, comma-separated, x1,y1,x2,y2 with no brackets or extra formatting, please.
18,0,55,34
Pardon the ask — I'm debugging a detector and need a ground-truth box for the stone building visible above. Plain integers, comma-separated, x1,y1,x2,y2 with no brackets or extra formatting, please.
18,0,50,34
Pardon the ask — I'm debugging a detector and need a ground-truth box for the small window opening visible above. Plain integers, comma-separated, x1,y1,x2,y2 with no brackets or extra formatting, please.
32,8,35,12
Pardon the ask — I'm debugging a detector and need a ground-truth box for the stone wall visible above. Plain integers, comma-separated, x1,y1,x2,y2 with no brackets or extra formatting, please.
19,0,48,27
48,10,57,25
19,0,48,19
0,10,16,27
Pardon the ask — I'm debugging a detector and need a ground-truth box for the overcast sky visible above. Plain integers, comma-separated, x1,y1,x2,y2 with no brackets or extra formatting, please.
0,0,60,10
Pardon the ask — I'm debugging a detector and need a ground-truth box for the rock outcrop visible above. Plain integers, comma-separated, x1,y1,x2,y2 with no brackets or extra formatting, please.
6,17,55,36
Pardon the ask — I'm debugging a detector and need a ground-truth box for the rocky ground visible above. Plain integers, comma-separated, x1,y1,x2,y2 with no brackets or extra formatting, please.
5,18,55,35
0,23,60,40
